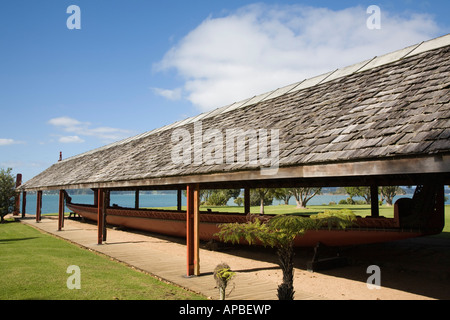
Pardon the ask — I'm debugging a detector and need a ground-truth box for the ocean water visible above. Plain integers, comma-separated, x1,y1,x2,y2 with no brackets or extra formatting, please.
17,192,447,216
21,193,184,215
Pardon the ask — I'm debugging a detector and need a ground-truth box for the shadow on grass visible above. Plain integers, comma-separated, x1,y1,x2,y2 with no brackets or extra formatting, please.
0,237,39,243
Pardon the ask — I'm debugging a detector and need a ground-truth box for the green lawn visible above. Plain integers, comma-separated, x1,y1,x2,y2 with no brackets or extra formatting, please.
0,222,206,300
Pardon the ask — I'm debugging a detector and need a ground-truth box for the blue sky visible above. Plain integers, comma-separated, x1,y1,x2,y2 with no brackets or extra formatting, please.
1,0,449,182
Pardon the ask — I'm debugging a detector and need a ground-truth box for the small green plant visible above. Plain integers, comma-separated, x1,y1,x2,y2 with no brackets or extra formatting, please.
213,263,236,300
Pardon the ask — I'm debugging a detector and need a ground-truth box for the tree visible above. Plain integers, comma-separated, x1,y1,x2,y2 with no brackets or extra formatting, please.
0,168,17,223
273,188,292,205
204,189,240,206
380,186,400,206
184,189,240,206
205,190,230,206
250,188,274,214
234,197,243,207
290,187,322,209
216,210,355,300
344,187,371,204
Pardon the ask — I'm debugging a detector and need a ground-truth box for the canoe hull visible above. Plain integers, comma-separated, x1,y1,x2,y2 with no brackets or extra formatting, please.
67,203,431,247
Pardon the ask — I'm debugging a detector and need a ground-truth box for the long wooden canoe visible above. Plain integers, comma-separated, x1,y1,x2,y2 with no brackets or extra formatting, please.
66,189,443,247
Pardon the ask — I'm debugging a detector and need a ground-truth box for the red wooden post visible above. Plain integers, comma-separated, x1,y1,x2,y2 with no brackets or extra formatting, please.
103,190,109,242
14,174,22,216
186,185,194,276
97,189,104,245
186,184,200,276
36,190,42,222
21,191,26,218
193,185,200,276
58,190,64,231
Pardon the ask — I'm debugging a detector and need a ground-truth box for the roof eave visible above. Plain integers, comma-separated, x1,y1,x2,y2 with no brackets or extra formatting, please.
18,153,450,192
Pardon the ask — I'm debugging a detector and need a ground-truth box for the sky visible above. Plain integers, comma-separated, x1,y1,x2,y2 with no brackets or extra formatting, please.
1,0,449,183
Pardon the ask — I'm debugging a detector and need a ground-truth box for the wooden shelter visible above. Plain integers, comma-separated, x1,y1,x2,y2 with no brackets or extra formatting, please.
18,34,450,276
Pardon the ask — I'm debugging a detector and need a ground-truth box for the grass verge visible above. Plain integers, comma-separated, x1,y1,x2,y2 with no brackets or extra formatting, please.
0,221,206,300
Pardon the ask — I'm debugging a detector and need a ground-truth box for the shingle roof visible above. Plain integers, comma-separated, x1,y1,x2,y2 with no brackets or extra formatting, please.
21,34,450,191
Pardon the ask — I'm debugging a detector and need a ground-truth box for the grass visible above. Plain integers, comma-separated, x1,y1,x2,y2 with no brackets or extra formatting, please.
0,221,206,300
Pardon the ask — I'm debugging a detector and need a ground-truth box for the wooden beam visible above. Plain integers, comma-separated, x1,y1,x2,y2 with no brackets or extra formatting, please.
21,155,450,192
36,190,42,222
370,185,379,218
186,184,200,276
58,190,64,231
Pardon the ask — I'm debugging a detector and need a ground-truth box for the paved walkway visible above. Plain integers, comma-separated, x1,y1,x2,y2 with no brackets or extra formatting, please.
21,217,321,300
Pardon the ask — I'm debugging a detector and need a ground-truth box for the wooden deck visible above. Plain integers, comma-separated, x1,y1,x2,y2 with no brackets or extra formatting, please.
21,217,321,300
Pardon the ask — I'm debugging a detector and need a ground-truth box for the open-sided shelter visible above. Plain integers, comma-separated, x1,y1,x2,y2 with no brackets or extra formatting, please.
18,34,450,276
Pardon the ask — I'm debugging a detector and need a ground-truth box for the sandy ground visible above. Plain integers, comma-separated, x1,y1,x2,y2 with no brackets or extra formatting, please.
218,237,450,300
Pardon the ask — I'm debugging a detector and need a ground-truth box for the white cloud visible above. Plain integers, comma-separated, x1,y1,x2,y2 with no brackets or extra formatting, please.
0,138,24,146
0,139,16,146
59,136,85,144
152,87,182,100
48,117,132,142
154,3,440,111
48,116,82,128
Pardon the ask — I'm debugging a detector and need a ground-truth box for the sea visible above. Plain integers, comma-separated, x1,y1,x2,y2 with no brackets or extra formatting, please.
19,191,450,215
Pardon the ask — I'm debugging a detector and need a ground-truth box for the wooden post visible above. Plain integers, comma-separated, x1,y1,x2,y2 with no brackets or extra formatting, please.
193,185,200,276
436,183,445,230
103,190,109,242
14,174,22,216
93,188,98,206
244,188,250,214
186,185,194,276
58,190,64,231
97,189,104,245
36,190,42,222
370,185,379,218
186,184,200,276
21,191,26,218
177,189,182,211
135,189,140,209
